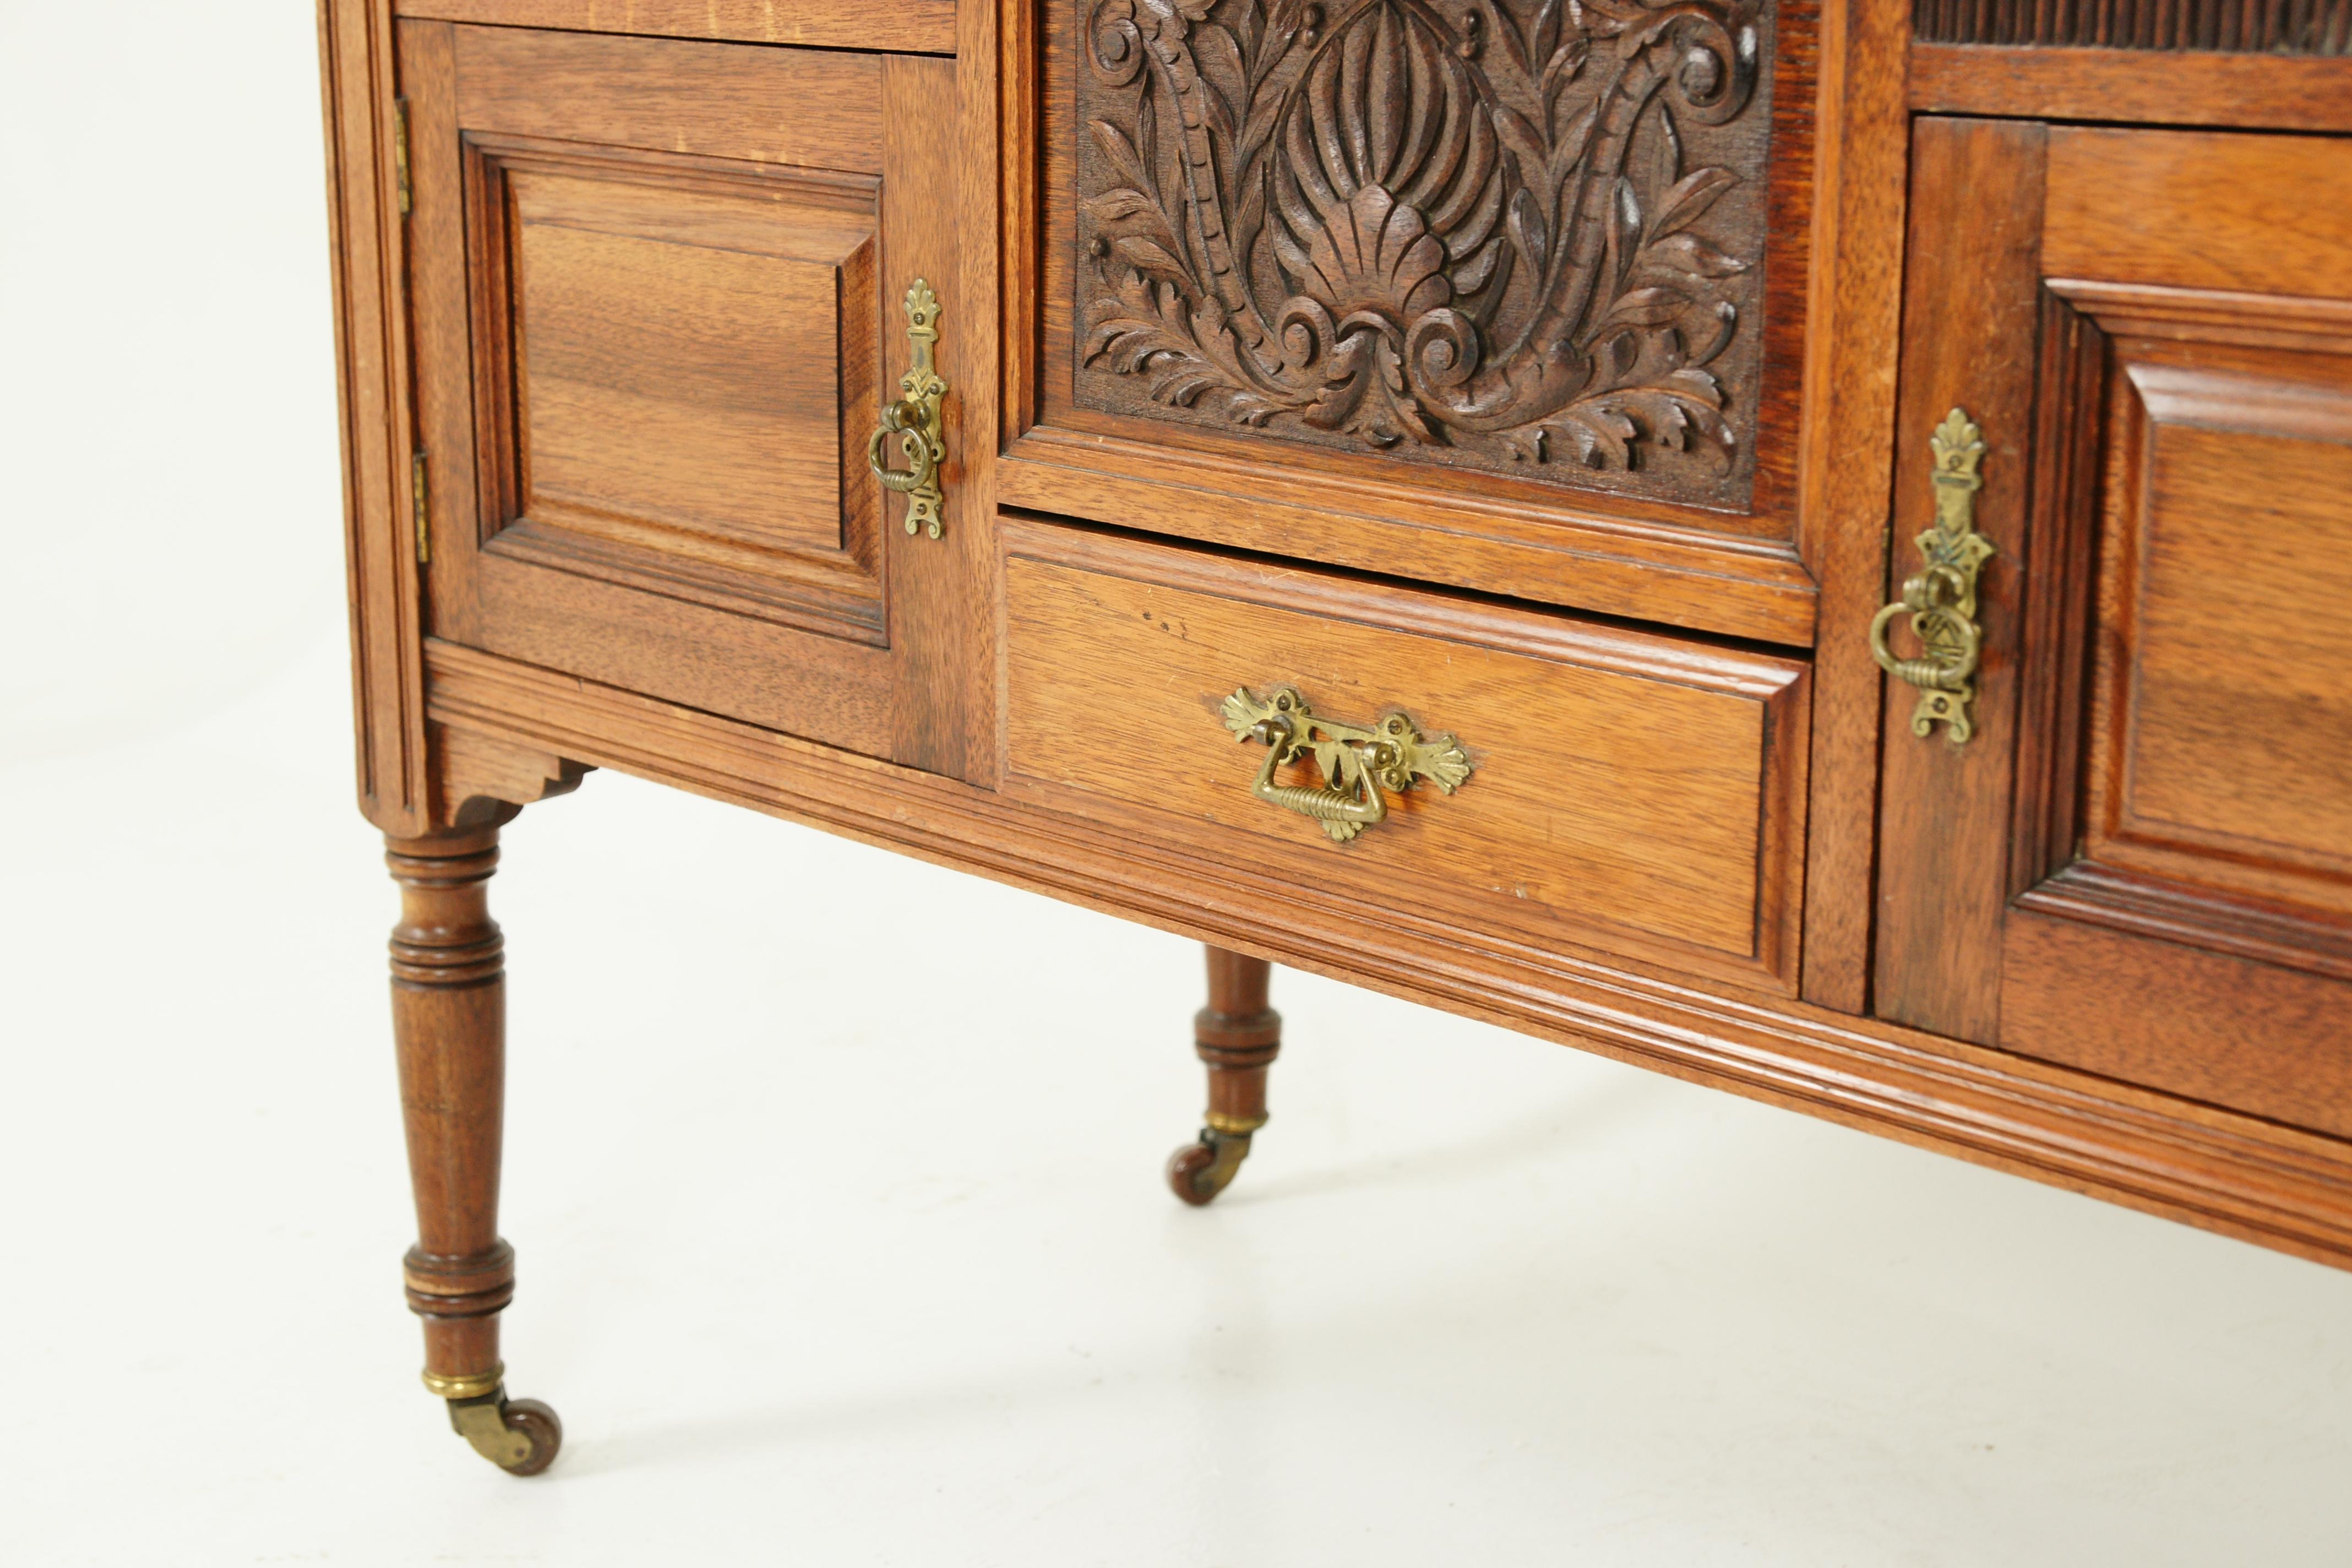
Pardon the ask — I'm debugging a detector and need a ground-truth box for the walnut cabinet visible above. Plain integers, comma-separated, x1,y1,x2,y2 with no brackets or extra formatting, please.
318,0,2352,1474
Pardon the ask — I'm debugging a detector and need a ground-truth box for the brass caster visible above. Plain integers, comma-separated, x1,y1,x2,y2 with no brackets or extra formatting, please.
1167,1126,1254,1206
428,1367,563,1476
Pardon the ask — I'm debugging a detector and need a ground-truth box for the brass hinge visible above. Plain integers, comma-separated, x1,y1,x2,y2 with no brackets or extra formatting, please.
411,450,430,565
394,97,412,216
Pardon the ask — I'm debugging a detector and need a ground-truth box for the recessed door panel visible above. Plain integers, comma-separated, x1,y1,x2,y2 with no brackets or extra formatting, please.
472,141,885,632
2091,360,2352,899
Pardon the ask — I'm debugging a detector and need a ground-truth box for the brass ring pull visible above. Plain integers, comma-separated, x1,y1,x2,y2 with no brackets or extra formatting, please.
1869,566,1983,687
1221,685,1472,844
867,280,949,539
1872,407,1995,743
867,401,939,494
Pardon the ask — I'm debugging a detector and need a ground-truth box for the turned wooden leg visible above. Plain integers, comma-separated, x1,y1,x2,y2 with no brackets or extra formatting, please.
1166,947,1282,1206
386,826,562,1476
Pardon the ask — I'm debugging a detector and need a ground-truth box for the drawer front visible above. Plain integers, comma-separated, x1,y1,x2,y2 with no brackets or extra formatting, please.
999,520,1811,992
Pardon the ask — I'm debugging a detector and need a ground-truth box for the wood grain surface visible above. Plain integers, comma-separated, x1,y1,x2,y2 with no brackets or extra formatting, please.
1911,43,2352,133
1874,120,2352,1135
452,25,886,173
2044,128,2352,301
418,634,2352,1272
999,520,1811,990
396,0,957,53
320,0,431,835
312,3,2352,1287
398,23,987,773
385,828,518,1385
1870,117,2047,1045
1794,0,1912,1011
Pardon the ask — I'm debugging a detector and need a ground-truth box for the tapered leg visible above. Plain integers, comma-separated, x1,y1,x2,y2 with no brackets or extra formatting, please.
1166,947,1282,1206
386,827,562,1476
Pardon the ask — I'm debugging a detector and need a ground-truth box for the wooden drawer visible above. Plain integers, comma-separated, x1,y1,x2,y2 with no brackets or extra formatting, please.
998,520,1811,992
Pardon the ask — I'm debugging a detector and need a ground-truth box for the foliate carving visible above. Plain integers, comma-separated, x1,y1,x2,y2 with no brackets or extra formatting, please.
1075,0,1775,503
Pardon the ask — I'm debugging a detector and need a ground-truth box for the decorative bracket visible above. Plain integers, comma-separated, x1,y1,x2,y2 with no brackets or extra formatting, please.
1871,407,1996,743
867,279,950,539
1221,684,1472,843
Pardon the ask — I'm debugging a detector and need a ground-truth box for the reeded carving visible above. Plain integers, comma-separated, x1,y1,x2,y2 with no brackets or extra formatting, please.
1915,0,2350,53
1075,0,1774,503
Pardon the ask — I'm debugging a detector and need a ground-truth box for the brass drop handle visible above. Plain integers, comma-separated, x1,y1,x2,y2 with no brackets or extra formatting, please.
1221,685,1472,844
1872,407,1996,743
867,279,949,538
1248,717,1391,832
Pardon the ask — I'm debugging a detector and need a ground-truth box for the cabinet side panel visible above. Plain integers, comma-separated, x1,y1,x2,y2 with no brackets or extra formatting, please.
320,0,429,835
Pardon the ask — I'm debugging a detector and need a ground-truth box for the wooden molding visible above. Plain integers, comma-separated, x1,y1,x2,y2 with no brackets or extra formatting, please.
422,635,2352,1273
1915,0,2351,51
2019,862,2352,986
390,0,958,54
1910,42,2352,135
997,428,1822,646
2049,277,2352,353
319,0,432,837
433,723,590,829
1794,0,1914,1011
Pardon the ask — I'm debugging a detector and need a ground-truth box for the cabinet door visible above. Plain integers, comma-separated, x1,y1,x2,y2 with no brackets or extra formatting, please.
1874,120,2352,1136
401,22,984,777
1005,0,1822,646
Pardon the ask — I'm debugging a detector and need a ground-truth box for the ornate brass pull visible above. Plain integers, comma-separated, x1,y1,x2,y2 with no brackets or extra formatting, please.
1871,407,1996,743
1221,685,1472,843
867,280,949,538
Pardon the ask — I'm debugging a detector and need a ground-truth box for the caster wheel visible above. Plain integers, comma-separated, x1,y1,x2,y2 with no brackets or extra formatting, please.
448,1388,564,1475
1167,1139,1223,1206
496,1397,563,1477
1167,1128,1251,1206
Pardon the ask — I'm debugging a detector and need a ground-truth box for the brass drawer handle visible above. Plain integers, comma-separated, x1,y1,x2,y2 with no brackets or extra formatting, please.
1221,685,1473,844
867,280,950,539
1871,407,1996,743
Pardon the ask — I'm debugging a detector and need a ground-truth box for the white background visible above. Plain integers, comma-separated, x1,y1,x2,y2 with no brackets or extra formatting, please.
4,4,2350,1563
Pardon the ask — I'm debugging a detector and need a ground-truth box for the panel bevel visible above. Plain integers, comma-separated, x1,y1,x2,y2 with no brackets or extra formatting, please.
461,134,891,642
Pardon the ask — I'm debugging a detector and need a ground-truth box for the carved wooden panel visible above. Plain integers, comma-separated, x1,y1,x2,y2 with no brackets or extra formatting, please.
1915,0,2351,53
1070,0,1778,508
